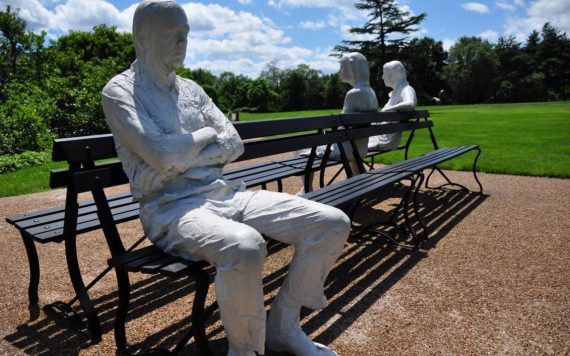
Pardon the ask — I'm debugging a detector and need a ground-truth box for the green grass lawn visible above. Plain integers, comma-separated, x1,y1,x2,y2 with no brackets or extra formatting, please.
1,101,568,197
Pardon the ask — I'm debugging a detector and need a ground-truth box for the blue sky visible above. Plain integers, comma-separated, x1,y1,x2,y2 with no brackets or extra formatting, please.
3,0,569,77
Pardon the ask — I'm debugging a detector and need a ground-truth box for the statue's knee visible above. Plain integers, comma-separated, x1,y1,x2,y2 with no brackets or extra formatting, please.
234,230,266,270
327,208,351,236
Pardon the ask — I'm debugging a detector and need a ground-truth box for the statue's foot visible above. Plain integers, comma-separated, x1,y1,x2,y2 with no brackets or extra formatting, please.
266,322,337,356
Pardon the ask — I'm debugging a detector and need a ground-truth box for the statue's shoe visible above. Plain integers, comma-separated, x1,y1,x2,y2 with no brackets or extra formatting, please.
266,323,337,356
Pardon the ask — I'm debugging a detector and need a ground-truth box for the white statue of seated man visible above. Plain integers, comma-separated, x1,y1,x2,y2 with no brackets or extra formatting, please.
368,60,417,150
101,1,349,355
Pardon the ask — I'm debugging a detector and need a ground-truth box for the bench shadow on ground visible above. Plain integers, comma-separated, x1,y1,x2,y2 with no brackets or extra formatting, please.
4,186,488,356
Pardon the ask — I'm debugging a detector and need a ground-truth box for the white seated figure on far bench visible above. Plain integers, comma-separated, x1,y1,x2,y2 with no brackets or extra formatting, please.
101,1,350,355
368,60,417,151
297,52,378,193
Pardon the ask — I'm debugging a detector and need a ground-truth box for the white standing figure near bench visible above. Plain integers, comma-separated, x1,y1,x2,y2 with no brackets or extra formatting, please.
101,1,349,355
368,60,417,150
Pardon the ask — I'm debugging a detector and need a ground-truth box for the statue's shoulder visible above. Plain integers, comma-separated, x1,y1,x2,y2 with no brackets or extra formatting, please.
176,76,208,96
103,68,135,97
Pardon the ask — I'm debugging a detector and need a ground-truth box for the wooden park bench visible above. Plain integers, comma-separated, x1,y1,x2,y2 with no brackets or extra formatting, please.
5,110,482,354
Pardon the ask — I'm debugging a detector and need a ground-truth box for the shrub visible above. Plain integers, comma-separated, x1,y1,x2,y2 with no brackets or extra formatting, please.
0,150,50,174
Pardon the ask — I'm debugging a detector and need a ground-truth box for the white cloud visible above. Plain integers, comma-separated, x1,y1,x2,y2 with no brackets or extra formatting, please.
479,29,499,42
0,0,340,77
442,38,456,51
300,20,327,30
461,2,491,14
496,1,516,11
505,0,570,40
238,0,253,4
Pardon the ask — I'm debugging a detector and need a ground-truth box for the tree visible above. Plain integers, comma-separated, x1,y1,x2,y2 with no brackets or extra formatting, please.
247,78,278,112
334,0,426,94
537,23,570,100
322,73,346,109
444,36,498,103
217,73,251,111
0,6,27,77
399,37,447,104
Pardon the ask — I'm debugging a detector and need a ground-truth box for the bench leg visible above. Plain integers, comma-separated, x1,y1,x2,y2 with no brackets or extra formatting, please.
63,235,102,342
412,173,429,241
350,179,419,249
472,148,484,194
401,177,420,249
424,149,483,194
171,267,214,355
114,266,130,354
20,232,40,317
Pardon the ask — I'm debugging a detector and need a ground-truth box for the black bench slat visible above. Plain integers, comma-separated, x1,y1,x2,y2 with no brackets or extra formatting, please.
124,252,175,272
158,262,194,277
6,191,133,225
52,134,116,163
340,110,429,126
32,207,141,243
348,121,433,141
138,255,181,273
109,245,161,267
303,170,411,208
50,160,127,189
13,196,136,230
234,115,342,139
235,131,346,162
385,146,479,173
25,201,140,236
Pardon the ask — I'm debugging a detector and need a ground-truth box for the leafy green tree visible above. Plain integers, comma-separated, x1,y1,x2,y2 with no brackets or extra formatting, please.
399,37,447,104
0,6,27,77
247,78,278,112
335,0,426,94
322,73,346,109
537,23,570,100
0,82,55,154
217,73,251,111
444,36,498,103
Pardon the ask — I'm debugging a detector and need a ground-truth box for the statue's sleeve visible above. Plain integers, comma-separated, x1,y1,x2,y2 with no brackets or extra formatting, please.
196,86,244,165
101,82,217,173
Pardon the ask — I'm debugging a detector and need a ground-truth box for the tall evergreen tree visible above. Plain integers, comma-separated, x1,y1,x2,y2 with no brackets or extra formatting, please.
334,0,426,97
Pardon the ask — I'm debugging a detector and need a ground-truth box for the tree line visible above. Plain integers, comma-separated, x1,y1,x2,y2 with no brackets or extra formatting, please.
0,2,569,155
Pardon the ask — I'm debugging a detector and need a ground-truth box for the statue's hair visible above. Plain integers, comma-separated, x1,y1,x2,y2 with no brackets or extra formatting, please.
341,52,370,83
132,0,185,57
383,60,407,80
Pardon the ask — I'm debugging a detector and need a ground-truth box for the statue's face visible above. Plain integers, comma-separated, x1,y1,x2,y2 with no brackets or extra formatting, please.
145,7,189,72
382,67,397,88
339,58,352,84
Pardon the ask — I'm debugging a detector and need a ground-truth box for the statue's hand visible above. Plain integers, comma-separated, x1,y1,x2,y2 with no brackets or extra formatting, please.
195,126,218,145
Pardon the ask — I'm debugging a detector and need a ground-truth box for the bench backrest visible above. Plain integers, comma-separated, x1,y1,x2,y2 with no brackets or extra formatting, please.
232,114,345,162
338,110,435,173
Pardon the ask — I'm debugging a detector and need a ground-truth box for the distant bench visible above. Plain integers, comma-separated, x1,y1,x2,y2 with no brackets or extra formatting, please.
6,110,482,354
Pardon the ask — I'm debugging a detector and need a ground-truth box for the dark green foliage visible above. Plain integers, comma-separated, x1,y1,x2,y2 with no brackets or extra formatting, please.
399,37,448,104
444,37,499,103
0,150,50,173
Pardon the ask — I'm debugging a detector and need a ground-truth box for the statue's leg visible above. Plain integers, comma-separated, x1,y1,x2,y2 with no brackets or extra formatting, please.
162,208,268,355
240,190,350,355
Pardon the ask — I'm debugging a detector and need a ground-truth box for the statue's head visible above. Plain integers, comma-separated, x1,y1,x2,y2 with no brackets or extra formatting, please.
339,52,370,86
382,60,407,88
133,0,189,72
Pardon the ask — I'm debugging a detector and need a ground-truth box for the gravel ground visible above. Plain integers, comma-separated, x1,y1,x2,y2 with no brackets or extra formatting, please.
0,167,568,355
